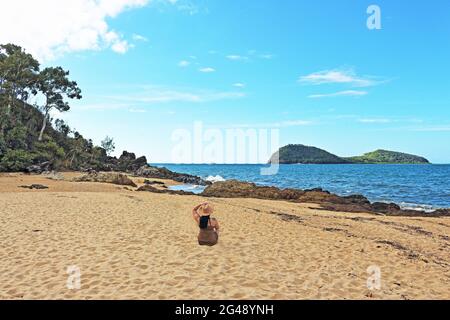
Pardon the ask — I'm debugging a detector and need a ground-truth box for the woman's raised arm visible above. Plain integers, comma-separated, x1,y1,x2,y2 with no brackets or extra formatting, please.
192,203,205,223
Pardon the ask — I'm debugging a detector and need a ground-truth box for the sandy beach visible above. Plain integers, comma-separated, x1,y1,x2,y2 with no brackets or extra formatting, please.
0,172,449,300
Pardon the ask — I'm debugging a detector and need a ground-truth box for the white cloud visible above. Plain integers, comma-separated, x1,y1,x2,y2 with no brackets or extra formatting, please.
259,54,274,59
277,120,312,127
199,67,216,73
300,69,377,87
178,60,190,67
0,0,152,60
308,90,368,98
226,55,248,61
247,50,274,59
132,34,148,42
177,3,200,15
231,120,312,128
233,83,246,88
358,118,391,123
101,86,245,104
112,40,133,54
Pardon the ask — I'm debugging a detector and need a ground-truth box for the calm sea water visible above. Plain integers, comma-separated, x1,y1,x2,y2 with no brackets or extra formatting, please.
155,164,450,210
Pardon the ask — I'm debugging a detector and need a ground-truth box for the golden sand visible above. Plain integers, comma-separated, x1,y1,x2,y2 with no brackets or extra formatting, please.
0,173,449,299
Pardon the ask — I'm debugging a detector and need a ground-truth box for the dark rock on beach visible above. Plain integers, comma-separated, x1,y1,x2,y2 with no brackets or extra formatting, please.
73,172,137,187
106,151,148,172
143,179,165,185
25,161,52,174
134,165,211,186
136,184,194,195
91,151,149,173
371,202,401,214
202,180,305,200
201,180,450,217
19,184,49,190
119,151,136,162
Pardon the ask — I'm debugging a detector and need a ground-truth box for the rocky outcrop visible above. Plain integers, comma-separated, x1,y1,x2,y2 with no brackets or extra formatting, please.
143,179,165,185
25,161,52,174
202,180,305,200
99,151,148,173
134,165,211,186
73,172,137,187
136,184,194,195
201,180,450,217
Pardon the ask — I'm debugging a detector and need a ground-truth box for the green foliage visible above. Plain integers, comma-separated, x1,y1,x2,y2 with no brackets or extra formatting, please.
271,144,349,164
0,43,110,172
0,149,33,171
5,125,27,149
0,44,39,103
101,136,115,156
33,140,66,163
271,145,431,165
346,150,430,164
0,133,6,158
55,119,71,136
37,67,82,141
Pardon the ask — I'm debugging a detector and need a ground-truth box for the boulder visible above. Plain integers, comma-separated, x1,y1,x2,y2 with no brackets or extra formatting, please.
98,152,148,173
115,151,148,172
201,180,305,200
143,179,165,185
19,184,49,190
129,156,148,172
25,161,52,174
135,165,210,186
371,202,401,214
136,184,193,195
73,172,137,187
119,151,136,161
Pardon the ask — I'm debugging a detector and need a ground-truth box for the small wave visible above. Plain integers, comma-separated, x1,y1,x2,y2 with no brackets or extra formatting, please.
398,202,436,212
205,175,226,183
168,184,206,194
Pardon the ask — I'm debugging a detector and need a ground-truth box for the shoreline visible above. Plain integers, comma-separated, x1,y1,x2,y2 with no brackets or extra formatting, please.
3,168,449,216
150,164,450,216
170,183,446,213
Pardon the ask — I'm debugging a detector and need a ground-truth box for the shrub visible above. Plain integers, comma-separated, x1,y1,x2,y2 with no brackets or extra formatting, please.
0,149,33,171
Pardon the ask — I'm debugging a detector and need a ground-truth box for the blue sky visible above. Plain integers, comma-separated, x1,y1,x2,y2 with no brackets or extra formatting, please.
6,0,449,163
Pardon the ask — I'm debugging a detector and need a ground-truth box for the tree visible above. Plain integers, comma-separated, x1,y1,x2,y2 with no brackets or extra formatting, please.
0,44,39,130
55,119,71,136
101,136,115,156
37,67,81,141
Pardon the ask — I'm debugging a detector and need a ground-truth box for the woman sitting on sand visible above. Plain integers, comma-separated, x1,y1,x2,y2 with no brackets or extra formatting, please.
192,202,220,246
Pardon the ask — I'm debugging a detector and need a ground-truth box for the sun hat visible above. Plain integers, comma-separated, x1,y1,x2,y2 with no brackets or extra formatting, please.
198,203,214,216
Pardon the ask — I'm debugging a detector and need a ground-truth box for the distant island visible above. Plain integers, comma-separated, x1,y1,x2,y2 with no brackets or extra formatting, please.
269,144,430,164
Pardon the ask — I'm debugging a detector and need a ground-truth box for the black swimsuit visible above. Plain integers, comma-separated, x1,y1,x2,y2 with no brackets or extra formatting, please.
198,216,218,246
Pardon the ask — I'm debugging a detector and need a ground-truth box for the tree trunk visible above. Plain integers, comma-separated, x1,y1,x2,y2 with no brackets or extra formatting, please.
38,110,49,141
70,152,76,167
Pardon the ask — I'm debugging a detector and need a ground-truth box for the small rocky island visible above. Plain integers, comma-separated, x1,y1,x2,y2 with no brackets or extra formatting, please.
269,144,430,164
